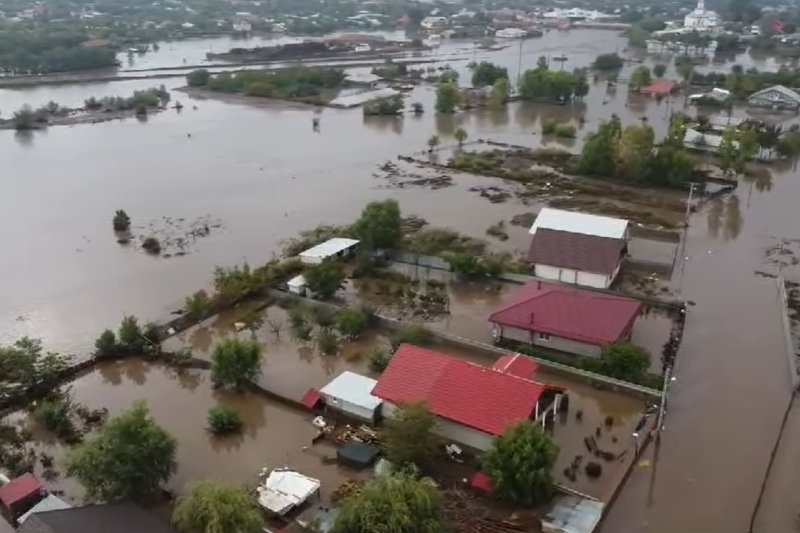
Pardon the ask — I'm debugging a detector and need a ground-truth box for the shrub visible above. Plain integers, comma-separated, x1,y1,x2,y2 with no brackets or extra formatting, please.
35,400,73,435
119,315,146,353
369,346,392,372
391,324,431,349
185,290,212,318
95,329,119,357
186,69,211,87
311,305,337,328
207,405,243,434
113,210,131,232
316,329,340,355
211,338,263,390
336,307,370,339
142,236,161,254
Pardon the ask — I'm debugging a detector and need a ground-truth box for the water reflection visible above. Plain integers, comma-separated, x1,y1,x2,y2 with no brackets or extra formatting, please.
706,194,744,242
362,115,404,135
14,130,35,147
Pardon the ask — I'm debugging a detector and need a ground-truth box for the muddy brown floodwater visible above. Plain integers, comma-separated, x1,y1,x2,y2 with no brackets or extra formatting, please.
4,360,361,505
2,27,800,533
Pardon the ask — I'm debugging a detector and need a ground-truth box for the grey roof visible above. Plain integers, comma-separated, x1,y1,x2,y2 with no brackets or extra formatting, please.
16,503,174,533
748,84,800,103
18,495,72,524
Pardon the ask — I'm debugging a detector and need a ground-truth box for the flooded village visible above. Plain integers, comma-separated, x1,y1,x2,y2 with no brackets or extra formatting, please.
3,3,800,533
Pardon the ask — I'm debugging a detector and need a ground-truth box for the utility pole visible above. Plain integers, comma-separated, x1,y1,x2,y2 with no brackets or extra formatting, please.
675,182,698,296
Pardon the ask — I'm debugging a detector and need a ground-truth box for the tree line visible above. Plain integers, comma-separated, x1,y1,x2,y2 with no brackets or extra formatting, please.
0,27,117,74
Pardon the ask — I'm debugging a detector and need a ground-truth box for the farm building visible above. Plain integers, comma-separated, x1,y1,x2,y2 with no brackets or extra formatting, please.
298,238,359,264
489,281,643,357
746,85,800,111
319,371,382,423
527,208,628,289
371,344,564,451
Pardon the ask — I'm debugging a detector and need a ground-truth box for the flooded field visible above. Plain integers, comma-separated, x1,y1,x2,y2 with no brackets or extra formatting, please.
5,360,359,503
1,25,800,533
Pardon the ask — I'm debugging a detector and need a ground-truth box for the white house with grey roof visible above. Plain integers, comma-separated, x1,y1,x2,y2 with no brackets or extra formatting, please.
747,85,800,111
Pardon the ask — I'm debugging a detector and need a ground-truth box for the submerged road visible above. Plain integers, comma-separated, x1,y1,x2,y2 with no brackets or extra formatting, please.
602,169,800,532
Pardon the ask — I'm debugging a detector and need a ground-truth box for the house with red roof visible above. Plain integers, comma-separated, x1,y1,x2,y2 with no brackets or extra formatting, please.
527,208,629,289
0,473,44,522
489,281,642,357
371,344,563,451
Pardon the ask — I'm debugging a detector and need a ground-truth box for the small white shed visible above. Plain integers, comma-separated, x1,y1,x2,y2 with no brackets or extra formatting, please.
256,468,321,516
319,371,382,423
287,274,307,295
298,238,360,265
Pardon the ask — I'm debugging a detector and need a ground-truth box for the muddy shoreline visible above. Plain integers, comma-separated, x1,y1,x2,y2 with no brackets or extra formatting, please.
0,107,168,130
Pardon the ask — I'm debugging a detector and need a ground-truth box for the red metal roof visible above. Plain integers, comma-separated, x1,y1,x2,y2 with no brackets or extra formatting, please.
371,344,546,436
640,78,678,96
527,228,625,275
491,354,539,378
471,471,492,492
301,388,322,410
489,281,642,346
0,474,42,509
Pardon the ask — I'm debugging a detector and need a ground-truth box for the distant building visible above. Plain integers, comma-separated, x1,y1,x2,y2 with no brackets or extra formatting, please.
684,0,720,29
640,78,679,97
541,8,615,21
526,208,629,289
232,18,252,32
495,27,528,38
420,16,447,29
747,85,800,111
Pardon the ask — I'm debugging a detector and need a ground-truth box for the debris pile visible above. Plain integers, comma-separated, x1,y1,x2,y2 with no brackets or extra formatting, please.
332,424,380,445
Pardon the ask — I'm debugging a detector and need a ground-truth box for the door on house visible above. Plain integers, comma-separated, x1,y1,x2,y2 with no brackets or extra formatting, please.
558,269,577,284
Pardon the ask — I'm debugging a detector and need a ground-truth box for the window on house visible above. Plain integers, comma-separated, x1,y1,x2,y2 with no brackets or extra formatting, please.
538,332,551,341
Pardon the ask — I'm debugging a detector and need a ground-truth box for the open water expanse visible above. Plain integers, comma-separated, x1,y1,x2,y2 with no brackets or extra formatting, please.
1,28,800,533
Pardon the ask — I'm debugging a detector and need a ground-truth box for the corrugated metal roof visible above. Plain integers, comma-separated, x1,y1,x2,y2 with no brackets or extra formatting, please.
256,469,320,516
529,208,628,239
542,494,604,533
18,495,72,524
329,88,399,108
319,371,381,411
298,238,359,260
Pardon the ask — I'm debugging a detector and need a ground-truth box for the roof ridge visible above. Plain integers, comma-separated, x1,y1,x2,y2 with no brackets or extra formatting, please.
489,285,552,318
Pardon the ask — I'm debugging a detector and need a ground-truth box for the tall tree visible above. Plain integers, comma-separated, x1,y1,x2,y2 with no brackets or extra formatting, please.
453,126,468,147
717,126,740,178
630,66,652,90
381,403,439,469
435,82,461,113
66,401,177,502
576,115,622,176
305,259,346,299
211,337,263,391
471,62,508,87
615,124,655,180
173,479,262,533
490,77,510,109
352,199,402,251
482,420,559,506
332,471,446,533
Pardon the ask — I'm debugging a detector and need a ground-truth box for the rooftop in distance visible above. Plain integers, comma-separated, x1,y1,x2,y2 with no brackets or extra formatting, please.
529,208,629,239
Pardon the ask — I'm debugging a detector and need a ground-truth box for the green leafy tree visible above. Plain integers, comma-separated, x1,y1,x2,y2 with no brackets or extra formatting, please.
119,315,145,354
66,401,177,502
490,77,510,109
332,471,446,533
453,126,468,147
185,290,212,319
173,479,262,533
381,403,439,470
653,64,667,78
577,115,622,176
427,134,440,152
336,307,370,339
450,253,486,278
614,124,655,180
305,259,346,299
778,131,800,158
718,126,740,177
206,405,243,435
211,338,263,391
113,210,131,232
592,53,623,70
95,329,119,357
186,69,211,87
627,25,648,48
589,341,651,382
353,199,402,251
677,62,694,84
435,82,461,113
471,62,508,87
368,346,393,372
630,66,652,90
482,420,559,506
11,105,36,130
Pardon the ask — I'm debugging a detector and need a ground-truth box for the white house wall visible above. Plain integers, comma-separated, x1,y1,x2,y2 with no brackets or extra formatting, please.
382,402,496,451
534,264,611,289
498,326,602,357
321,396,377,422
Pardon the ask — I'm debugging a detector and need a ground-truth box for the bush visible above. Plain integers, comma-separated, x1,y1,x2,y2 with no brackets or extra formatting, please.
187,69,211,87
142,236,161,254
450,253,486,278
311,305,337,328
369,346,393,372
185,290,212,319
592,53,624,70
95,329,119,357
35,400,73,435
211,338,263,390
119,315,145,353
543,121,576,138
336,307,370,339
391,324,431,349
207,405,243,434
316,329,340,355
113,210,131,232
